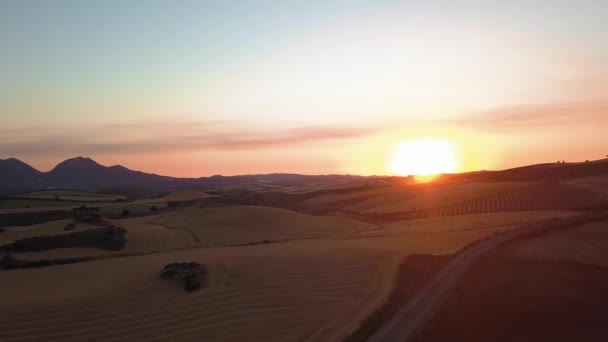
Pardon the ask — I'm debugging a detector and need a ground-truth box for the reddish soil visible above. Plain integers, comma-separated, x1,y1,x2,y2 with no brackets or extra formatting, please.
416,253,608,342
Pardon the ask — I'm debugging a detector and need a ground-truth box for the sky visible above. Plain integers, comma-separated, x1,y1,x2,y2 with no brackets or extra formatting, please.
1,0,607,177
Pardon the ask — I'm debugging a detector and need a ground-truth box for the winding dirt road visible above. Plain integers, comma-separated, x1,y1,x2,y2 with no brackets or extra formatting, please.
368,212,608,342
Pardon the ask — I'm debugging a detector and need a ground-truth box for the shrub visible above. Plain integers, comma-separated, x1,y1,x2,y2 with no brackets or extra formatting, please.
122,209,130,217
0,228,5,233
150,206,158,212
1,254,18,270
64,223,76,231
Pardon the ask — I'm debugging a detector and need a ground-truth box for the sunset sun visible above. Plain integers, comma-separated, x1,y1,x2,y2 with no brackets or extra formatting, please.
388,137,460,178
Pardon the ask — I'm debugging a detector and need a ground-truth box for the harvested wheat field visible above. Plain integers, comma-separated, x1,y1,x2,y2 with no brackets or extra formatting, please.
116,216,200,252
0,206,579,342
144,205,376,246
0,244,407,342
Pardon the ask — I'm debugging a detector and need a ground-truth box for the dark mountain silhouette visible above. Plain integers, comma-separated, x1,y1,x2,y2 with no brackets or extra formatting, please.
43,157,188,189
0,157,193,194
0,157,369,195
0,158,44,191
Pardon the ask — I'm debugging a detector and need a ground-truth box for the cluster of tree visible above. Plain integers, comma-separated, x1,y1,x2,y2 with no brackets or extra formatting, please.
0,226,127,253
73,206,101,223
0,210,73,227
160,262,206,292
1,253,99,270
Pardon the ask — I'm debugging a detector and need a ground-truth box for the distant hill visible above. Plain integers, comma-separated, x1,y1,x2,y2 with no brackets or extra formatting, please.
0,157,369,195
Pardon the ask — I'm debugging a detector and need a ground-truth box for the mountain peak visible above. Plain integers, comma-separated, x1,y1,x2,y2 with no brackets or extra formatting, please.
53,156,103,170
1,157,28,165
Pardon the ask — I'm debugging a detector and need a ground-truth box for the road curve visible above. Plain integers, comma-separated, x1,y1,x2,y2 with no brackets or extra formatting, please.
368,212,608,342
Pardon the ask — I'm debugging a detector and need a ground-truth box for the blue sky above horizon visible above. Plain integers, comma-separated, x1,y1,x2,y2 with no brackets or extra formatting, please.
1,0,607,176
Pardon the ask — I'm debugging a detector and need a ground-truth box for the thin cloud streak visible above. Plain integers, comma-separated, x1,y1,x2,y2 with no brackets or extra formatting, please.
446,101,608,132
0,121,380,157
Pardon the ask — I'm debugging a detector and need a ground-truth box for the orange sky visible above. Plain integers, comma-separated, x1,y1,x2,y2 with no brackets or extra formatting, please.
2,1,608,177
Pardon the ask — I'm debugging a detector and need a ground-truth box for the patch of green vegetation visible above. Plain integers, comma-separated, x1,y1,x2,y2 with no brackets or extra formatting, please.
14,190,117,197
1,253,101,270
100,202,168,216
9,189,127,203
0,226,127,252
0,199,110,210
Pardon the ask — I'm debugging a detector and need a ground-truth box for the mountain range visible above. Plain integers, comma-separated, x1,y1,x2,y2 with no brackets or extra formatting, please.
0,157,369,195
1,156,608,195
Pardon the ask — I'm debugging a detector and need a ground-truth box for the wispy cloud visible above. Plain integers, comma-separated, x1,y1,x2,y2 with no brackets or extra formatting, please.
445,101,608,132
0,120,379,157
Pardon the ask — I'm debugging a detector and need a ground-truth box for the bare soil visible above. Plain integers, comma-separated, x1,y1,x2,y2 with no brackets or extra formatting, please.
416,252,608,342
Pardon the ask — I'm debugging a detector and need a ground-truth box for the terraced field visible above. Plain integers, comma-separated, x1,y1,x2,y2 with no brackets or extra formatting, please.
567,174,608,196
295,182,537,215
368,183,604,222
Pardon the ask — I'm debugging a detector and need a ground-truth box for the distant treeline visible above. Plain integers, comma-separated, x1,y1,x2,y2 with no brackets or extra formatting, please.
0,226,126,253
0,210,73,227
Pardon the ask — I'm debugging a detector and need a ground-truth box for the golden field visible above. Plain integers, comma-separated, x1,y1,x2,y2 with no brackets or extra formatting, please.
1,176,605,342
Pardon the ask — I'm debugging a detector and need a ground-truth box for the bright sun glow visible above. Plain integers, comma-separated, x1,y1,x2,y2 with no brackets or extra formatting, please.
388,137,460,178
